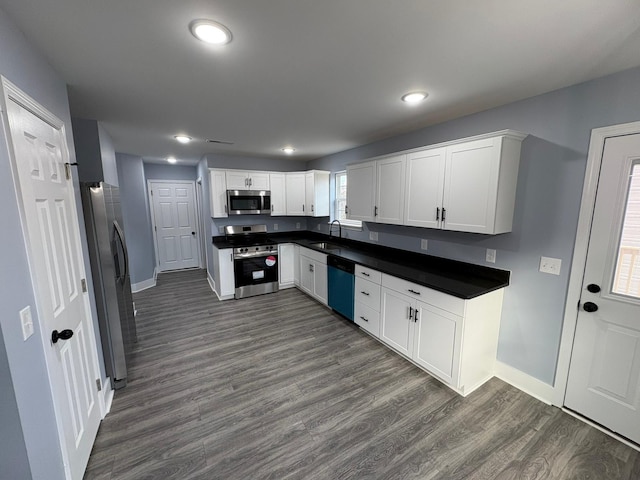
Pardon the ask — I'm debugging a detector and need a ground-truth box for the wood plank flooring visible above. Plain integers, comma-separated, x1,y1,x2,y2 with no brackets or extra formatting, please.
84,269,640,479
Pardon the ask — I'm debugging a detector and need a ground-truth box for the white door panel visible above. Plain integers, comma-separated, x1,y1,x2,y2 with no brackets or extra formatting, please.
150,181,200,272
6,94,101,479
565,134,640,444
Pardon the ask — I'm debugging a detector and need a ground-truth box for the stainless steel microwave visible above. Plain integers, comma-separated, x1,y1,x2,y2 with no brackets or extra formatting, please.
227,190,271,215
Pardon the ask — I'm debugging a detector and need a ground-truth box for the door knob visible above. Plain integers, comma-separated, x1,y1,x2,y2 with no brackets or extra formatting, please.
583,302,598,313
51,329,74,344
191,231,196,235
586,284,601,293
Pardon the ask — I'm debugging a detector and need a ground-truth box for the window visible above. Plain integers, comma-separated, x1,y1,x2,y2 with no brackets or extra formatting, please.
334,171,362,228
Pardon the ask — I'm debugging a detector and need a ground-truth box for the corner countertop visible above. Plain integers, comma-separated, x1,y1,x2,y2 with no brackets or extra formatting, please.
213,231,509,300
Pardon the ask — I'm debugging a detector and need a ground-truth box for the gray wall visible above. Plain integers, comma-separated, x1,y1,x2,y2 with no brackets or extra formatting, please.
0,5,92,478
205,153,307,172
307,66,640,386
116,154,156,285
144,162,197,182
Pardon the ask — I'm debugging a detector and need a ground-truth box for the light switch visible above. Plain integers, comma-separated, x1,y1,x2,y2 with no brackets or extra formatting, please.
273,224,278,231
296,222,301,229
369,231,378,241
421,239,428,251
486,249,496,263
20,306,34,341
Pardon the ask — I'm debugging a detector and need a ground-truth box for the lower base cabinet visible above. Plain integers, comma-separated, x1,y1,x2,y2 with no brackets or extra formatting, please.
380,273,503,396
211,244,234,300
298,247,328,305
278,243,296,289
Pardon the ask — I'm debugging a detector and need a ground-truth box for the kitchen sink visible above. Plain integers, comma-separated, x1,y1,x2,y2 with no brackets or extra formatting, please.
310,242,342,252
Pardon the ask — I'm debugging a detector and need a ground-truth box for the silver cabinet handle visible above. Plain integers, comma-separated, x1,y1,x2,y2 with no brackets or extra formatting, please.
360,291,370,296
311,204,314,212
361,272,370,277
414,310,419,322
408,289,421,295
360,316,369,322
302,204,305,212
230,253,233,262
309,264,314,272
442,207,446,222
224,204,228,213
249,178,252,187
345,205,349,214
374,206,378,216
436,207,440,221
408,306,413,320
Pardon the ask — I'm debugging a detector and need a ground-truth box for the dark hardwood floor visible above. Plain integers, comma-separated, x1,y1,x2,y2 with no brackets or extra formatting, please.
84,269,640,479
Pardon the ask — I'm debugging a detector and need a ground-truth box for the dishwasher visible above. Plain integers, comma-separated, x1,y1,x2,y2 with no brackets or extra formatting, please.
327,255,355,321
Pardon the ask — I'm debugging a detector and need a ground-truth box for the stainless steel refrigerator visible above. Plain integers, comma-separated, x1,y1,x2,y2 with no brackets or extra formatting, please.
81,182,136,389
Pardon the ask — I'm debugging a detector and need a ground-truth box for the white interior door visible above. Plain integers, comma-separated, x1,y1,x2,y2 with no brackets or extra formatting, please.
565,133,640,444
150,181,200,272
4,88,101,479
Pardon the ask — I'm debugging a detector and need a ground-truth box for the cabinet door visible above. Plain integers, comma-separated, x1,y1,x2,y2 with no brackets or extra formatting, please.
209,169,228,218
270,173,287,216
286,173,306,215
218,248,235,297
293,245,300,286
346,160,376,222
443,138,500,234
278,243,295,287
249,172,270,190
404,148,446,228
412,302,461,386
380,287,414,357
299,255,314,295
313,261,328,305
376,155,406,225
304,172,315,216
226,170,249,190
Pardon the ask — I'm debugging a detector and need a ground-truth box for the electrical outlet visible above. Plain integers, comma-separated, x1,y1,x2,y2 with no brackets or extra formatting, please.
273,224,278,231
486,249,496,263
218,226,224,234
296,222,301,229
420,239,428,250
317,223,321,231
540,256,562,275
369,231,378,241
20,306,34,341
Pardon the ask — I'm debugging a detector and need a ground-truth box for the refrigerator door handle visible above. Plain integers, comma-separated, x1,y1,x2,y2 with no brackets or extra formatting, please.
113,220,128,283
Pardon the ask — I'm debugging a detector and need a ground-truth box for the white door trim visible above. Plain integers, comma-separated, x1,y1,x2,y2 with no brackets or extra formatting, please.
195,176,207,269
0,76,105,479
147,179,201,272
554,120,640,407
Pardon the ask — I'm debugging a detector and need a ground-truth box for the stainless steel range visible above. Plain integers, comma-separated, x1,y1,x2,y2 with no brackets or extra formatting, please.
225,225,279,299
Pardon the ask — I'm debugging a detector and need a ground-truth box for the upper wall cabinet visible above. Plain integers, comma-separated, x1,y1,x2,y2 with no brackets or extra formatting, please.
269,173,287,216
226,170,270,191
209,169,228,218
285,172,306,216
305,170,330,217
347,130,527,234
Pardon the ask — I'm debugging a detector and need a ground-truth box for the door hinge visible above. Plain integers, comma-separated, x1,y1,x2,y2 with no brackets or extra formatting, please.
96,378,102,392
81,278,87,293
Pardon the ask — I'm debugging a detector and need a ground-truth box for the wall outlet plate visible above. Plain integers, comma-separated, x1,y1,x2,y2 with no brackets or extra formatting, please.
317,223,321,231
540,256,562,275
218,226,224,234
273,224,278,231
421,239,428,250
296,222,301,229
486,249,496,263
369,231,378,241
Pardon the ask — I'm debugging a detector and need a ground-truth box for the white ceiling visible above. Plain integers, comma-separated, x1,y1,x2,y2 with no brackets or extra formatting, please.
2,0,640,165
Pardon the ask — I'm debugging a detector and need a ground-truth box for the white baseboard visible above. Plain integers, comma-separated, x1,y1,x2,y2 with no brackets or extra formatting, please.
494,360,555,405
131,276,155,293
100,380,114,417
207,270,215,294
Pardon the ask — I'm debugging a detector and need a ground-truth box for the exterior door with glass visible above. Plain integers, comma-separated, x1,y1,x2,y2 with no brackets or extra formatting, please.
565,133,640,444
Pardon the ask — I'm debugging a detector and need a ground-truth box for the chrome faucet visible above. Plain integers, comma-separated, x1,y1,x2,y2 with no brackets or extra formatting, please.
329,219,342,239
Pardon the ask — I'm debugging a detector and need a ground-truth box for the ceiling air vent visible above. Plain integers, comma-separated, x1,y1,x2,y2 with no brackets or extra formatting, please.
206,139,234,145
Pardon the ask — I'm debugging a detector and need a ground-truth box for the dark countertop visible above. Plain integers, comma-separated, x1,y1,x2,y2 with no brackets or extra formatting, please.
213,231,509,300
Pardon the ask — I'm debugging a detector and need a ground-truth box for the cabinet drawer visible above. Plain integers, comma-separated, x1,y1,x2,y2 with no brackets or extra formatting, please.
355,302,380,338
299,246,327,264
355,265,381,283
355,277,381,311
381,273,465,316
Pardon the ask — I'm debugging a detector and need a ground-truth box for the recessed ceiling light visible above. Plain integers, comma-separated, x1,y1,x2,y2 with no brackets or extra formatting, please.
189,19,232,45
167,157,177,164
174,135,192,144
401,92,428,105
282,146,296,155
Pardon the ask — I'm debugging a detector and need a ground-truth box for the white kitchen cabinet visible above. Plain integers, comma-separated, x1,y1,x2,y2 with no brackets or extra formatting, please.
226,170,270,191
379,273,504,396
286,172,306,215
404,148,446,228
304,170,330,217
293,244,300,286
442,136,522,234
354,266,382,337
298,247,328,305
375,155,406,225
347,130,526,234
346,160,376,222
269,173,287,216
212,244,234,300
209,169,228,218
278,243,296,289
